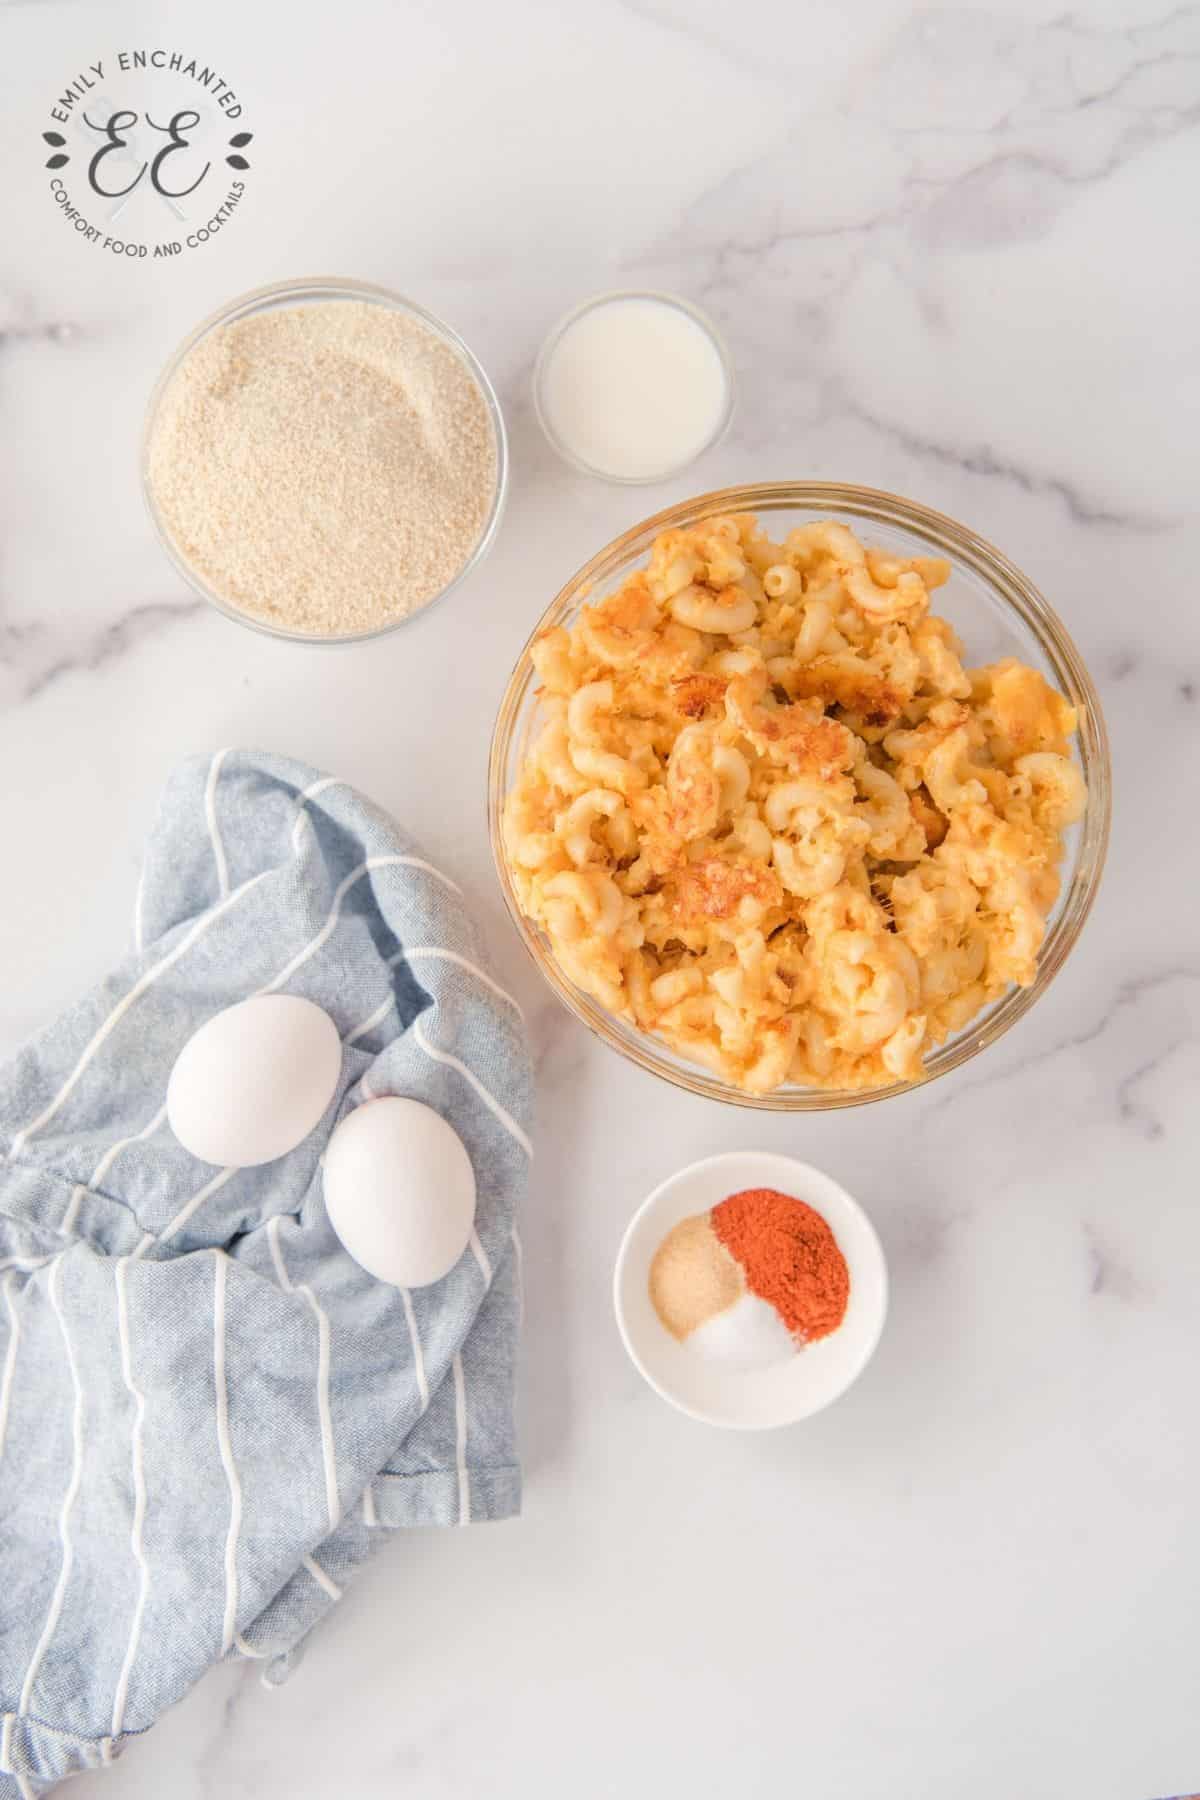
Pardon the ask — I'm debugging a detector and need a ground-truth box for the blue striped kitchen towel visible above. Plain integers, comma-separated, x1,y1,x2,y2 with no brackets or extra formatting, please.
0,751,532,1796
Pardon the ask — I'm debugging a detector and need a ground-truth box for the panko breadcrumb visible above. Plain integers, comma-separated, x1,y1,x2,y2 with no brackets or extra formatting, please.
147,300,497,637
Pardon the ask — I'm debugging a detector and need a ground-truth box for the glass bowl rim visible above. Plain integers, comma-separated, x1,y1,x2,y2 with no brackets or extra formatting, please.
488,479,1112,1111
141,274,510,646
531,287,735,485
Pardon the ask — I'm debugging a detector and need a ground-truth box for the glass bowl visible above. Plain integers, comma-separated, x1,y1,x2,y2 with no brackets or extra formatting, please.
142,276,508,645
532,289,734,484
488,481,1111,1111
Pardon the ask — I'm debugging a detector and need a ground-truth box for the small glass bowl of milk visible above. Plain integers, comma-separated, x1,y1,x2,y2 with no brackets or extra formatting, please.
533,290,734,484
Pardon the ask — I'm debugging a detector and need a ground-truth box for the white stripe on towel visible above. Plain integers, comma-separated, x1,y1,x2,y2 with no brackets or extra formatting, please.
342,993,396,1049
362,1485,378,1528
469,1229,492,1286
302,1554,342,1602
412,1017,532,1157
137,913,406,1248
110,1258,150,1741
0,1274,20,1463
234,1632,266,1660
401,948,524,1018
9,869,271,1155
59,1187,84,1238
63,766,347,1216
19,1257,84,1713
344,945,522,1048
266,1216,290,1290
212,1253,242,1657
158,1165,237,1248
267,1217,339,1533
452,1352,470,1527
289,776,342,853
260,856,463,998
62,1103,169,1238
7,1753,33,1800
204,749,231,900
400,1287,430,1412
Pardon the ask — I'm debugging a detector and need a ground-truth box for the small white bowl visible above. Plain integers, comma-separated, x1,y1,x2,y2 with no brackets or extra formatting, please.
613,1151,888,1429
532,289,734,484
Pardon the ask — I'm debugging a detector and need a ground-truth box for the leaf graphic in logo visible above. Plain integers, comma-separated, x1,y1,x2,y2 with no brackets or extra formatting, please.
45,153,70,169
226,154,250,170
228,132,253,148
43,131,66,147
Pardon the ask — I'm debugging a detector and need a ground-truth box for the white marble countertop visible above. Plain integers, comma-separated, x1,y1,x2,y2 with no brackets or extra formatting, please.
4,2,1198,1796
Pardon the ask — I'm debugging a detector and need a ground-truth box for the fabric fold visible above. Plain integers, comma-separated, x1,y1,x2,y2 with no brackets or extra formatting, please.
0,751,531,1796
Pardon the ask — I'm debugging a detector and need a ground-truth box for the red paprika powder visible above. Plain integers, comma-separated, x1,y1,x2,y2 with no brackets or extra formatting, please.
711,1187,849,1342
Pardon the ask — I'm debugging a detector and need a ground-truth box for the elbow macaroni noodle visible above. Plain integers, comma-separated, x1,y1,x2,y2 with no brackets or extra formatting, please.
503,513,1086,1093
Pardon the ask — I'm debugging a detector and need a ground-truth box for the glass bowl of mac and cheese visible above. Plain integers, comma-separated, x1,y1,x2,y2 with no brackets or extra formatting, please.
489,483,1110,1110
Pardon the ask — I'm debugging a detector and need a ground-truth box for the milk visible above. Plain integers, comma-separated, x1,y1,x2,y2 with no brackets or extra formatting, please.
537,293,731,482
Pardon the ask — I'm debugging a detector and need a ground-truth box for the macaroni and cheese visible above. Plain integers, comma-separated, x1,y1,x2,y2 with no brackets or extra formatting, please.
503,513,1085,1093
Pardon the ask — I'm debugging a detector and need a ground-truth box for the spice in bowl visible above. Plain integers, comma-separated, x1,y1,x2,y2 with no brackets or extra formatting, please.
145,289,503,640
649,1187,850,1370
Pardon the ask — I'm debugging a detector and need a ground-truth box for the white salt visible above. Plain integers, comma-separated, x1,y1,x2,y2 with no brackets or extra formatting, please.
688,1293,797,1371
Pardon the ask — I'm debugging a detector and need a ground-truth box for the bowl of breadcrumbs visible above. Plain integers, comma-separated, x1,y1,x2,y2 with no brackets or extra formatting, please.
143,277,507,643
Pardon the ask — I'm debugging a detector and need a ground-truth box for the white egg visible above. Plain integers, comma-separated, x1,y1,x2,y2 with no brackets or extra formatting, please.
167,995,342,1167
322,1097,476,1289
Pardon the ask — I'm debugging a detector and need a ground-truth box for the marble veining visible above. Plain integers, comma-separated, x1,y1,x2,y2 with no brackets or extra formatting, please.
2,2,1197,1797
9,599,207,705
839,395,1173,529
1085,1222,1143,1303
